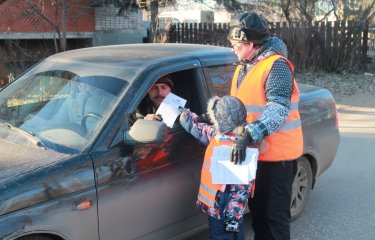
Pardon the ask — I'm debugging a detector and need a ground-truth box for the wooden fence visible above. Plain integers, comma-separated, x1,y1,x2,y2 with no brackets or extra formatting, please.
169,22,230,47
168,21,372,72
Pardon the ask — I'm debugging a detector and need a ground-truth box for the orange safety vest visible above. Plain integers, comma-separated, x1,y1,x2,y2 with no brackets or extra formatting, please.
230,54,303,161
197,137,232,208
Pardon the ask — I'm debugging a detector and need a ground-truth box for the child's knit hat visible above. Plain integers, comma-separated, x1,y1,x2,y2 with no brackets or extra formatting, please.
207,96,247,134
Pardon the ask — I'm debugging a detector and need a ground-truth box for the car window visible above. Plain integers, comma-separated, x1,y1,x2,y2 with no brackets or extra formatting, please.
205,64,237,97
0,70,127,153
126,68,204,171
129,69,203,128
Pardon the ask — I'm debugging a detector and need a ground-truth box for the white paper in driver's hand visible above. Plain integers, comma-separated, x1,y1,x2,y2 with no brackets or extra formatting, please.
156,92,187,128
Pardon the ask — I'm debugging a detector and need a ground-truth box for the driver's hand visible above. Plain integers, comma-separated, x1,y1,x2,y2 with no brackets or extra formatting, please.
144,114,163,121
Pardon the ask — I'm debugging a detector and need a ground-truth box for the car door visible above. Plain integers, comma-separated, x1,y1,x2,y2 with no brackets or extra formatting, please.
92,62,212,240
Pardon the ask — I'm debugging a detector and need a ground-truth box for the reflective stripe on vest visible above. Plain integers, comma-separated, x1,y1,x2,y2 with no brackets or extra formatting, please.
198,183,216,207
230,54,303,161
197,137,231,208
245,102,299,112
245,103,301,132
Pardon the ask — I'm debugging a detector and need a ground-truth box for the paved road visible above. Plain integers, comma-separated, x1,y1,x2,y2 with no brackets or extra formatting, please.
190,104,375,240
290,105,375,240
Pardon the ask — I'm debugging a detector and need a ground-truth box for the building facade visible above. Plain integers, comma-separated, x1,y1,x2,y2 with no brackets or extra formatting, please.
0,0,147,83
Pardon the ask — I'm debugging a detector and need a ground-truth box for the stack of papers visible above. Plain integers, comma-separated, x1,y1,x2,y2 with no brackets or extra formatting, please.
210,146,258,184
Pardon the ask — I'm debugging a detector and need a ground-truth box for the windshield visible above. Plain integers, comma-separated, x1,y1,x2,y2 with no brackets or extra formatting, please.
0,70,127,153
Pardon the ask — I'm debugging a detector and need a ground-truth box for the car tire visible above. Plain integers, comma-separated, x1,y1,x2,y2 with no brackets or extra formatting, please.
18,235,56,240
290,156,313,221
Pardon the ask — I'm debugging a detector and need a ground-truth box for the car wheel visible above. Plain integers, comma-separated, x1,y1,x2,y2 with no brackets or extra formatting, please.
290,156,313,221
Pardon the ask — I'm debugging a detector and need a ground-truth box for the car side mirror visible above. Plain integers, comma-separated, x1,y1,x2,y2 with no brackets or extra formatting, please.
124,119,168,144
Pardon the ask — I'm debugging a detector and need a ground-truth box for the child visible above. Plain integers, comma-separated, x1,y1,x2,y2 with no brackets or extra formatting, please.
179,95,255,240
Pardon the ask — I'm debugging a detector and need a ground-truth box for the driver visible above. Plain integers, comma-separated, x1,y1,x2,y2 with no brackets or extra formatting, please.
129,75,174,126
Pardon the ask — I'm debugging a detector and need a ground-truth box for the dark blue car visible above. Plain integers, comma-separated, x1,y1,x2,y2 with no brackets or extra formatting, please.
0,44,340,240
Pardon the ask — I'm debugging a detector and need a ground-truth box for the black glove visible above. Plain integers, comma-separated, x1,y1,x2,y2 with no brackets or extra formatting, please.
231,125,252,165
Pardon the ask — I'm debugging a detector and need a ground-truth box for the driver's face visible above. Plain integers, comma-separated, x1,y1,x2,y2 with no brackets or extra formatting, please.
147,83,171,108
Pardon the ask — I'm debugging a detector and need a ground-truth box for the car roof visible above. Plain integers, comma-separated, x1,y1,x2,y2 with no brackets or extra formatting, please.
42,43,234,83
49,43,231,64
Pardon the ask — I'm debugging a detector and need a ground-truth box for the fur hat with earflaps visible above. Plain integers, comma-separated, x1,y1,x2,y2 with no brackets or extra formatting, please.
207,96,247,134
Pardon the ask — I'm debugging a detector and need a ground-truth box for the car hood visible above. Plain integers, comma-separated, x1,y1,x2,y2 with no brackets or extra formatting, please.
0,139,69,182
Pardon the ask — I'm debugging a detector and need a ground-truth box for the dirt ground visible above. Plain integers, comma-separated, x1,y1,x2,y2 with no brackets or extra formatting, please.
295,72,375,136
335,92,375,109
295,72,375,109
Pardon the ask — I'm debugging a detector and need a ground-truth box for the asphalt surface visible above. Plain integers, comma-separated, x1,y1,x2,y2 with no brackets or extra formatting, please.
289,105,375,240
189,104,375,240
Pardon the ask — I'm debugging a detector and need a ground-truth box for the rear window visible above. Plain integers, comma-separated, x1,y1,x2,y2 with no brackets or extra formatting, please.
205,64,236,96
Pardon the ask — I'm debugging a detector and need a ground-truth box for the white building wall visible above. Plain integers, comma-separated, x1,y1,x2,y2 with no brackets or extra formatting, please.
159,1,232,23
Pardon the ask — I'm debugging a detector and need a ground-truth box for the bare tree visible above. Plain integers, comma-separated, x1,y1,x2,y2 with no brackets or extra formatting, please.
23,0,68,52
280,0,292,24
0,0,90,84
254,0,375,72
1,0,69,52
104,0,175,43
